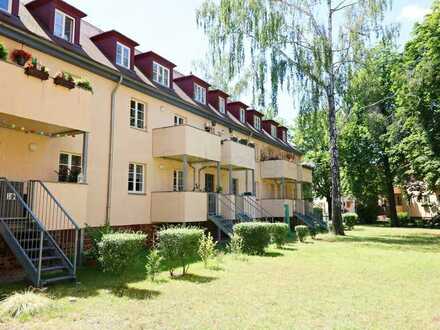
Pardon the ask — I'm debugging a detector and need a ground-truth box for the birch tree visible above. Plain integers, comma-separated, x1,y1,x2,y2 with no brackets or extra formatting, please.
197,0,392,234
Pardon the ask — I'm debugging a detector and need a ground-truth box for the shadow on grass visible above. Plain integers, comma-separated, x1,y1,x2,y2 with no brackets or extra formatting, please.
280,246,297,251
263,251,284,257
111,284,160,300
171,273,218,284
336,231,440,252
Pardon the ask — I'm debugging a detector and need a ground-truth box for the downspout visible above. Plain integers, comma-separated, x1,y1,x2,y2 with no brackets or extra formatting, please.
105,75,123,226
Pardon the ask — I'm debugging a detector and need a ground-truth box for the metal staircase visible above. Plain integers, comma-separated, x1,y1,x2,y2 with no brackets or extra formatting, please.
294,211,328,231
0,178,80,287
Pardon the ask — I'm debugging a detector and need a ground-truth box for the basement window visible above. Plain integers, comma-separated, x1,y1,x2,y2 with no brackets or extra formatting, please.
54,9,75,43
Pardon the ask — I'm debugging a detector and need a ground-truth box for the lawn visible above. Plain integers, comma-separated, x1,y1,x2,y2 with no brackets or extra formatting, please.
1,225,440,329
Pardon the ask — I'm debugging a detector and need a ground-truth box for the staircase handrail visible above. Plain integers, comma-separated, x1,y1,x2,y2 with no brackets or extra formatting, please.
243,196,274,221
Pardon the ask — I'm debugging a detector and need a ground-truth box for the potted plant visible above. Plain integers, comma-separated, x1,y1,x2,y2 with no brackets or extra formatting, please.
11,49,32,66
230,136,238,142
0,42,7,61
239,138,248,145
248,142,255,148
54,72,75,89
25,58,49,81
76,78,93,92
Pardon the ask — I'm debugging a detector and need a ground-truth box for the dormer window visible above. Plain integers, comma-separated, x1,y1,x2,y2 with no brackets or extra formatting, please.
239,108,246,123
153,61,170,87
219,97,226,114
194,83,206,104
254,116,261,130
271,125,277,137
282,130,287,142
116,42,131,69
0,0,11,13
54,9,75,43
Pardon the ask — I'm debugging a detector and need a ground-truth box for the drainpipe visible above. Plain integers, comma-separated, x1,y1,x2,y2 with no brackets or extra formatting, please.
105,75,123,226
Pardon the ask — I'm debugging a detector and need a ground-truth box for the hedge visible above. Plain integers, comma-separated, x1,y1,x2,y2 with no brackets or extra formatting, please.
98,232,147,273
266,223,289,248
397,212,410,226
342,213,359,230
233,222,271,255
295,225,309,242
157,226,204,276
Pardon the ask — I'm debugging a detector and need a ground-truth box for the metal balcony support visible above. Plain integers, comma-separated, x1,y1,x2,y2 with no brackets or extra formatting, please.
82,132,89,183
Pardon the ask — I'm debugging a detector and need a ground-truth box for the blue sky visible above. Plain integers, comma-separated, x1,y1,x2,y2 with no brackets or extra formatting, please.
68,0,433,123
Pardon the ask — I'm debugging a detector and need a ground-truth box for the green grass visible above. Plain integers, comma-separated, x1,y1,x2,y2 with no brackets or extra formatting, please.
2,225,440,329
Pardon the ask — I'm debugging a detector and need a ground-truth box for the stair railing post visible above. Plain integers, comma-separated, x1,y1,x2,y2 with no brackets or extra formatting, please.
73,229,78,275
37,230,44,287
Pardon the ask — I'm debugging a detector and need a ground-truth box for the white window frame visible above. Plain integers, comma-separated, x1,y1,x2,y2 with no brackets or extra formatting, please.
239,108,246,123
116,42,131,69
0,0,12,13
152,61,170,87
174,115,185,126
219,97,226,114
130,100,146,130
58,152,82,182
194,83,206,104
128,163,145,193
271,125,277,137
54,9,75,43
254,116,261,130
173,170,184,192
282,130,287,142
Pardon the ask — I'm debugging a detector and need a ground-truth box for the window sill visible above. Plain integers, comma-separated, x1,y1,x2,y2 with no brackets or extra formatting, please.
128,192,147,196
129,126,148,133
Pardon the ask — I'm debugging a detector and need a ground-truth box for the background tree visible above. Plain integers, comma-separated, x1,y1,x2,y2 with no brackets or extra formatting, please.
340,44,401,226
389,1,440,194
197,0,392,234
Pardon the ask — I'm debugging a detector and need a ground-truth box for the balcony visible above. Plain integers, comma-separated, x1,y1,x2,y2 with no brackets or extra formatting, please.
151,192,208,223
302,167,313,183
0,60,91,133
260,199,294,218
221,140,255,170
260,160,298,180
153,125,221,162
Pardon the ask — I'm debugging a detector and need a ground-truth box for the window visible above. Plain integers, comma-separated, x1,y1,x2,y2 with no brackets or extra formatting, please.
54,10,75,43
116,42,131,69
0,0,11,13
174,115,185,126
173,170,184,192
239,108,246,123
128,163,144,193
152,62,170,87
58,153,82,183
254,116,261,130
232,179,239,195
282,130,287,142
130,100,145,129
219,97,226,114
194,83,206,104
271,125,277,137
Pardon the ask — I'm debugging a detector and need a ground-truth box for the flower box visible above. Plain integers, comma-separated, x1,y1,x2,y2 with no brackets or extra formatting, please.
54,75,75,90
25,66,49,81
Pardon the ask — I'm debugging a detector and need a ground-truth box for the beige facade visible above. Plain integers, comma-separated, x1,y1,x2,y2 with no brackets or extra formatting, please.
393,188,439,219
0,0,314,233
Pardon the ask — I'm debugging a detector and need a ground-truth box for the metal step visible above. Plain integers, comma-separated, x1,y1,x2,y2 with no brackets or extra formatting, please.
25,246,55,253
31,256,61,263
40,275,76,286
41,265,67,273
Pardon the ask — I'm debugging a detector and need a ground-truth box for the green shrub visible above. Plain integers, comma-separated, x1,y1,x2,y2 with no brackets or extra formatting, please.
157,226,204,276
98,232,146,274
228,234,244,255
84,224,114,262
0,291,52,319
309,227,317,239
233,222,271,255
295,225,309,242
267,223,289,248
0,43,7,61
342,213,359,230
313,207,324,220
397,212,410,227
198,232,217,268
145,249,163,282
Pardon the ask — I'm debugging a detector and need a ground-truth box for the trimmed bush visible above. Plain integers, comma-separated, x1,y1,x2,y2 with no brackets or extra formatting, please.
267,223,289,248
0,291,52,319
295,225,309,242
233,222,271,255
84,224,113,262
0,43,7,61
98,232,147,274
198,232,217,268
158,226,204,276
342,213,359,230
397,212,410,227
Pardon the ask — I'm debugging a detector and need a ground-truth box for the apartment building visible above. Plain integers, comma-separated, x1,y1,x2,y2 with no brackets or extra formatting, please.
0,0,314,285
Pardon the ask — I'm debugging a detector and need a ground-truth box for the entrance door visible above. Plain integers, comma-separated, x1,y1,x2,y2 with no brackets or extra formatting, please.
205,174,215,193
232,178,239,195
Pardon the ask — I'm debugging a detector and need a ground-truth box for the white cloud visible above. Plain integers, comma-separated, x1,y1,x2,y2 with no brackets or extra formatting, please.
399,4,431,22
